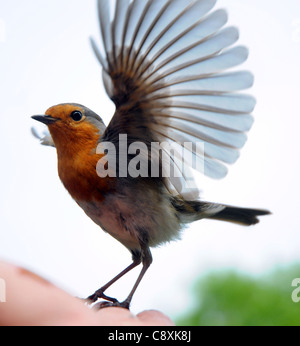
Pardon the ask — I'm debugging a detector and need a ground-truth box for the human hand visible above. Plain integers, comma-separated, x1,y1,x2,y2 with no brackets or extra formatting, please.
0,261,174,326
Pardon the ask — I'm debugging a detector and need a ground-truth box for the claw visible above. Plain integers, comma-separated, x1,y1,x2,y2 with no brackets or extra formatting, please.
86,293,99,304
86,289,119,305
93,300,130,310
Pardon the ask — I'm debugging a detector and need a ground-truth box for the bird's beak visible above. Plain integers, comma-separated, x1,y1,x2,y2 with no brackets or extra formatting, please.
31,115,59,125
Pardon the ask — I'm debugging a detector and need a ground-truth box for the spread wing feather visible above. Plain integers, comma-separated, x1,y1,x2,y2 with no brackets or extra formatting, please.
92,0,256,198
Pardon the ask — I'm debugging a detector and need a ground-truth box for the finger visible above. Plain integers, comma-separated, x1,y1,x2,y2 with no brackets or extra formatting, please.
0,261,98,326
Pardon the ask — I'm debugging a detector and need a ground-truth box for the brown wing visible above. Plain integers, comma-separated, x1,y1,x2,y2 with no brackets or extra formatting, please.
91,0,255,198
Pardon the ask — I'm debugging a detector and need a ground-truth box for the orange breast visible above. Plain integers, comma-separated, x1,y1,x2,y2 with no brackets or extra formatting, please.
52,127,116,203
58,150,115,202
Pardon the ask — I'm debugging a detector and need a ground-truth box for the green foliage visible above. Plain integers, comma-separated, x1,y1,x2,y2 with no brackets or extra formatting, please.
176,265,300,326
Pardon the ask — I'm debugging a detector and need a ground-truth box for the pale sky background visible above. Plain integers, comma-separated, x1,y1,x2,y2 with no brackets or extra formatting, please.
0,0,300,319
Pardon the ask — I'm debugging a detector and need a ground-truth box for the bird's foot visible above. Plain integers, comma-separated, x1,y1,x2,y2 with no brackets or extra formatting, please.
85,289,131,309
86,289,119,305
93,300,130,310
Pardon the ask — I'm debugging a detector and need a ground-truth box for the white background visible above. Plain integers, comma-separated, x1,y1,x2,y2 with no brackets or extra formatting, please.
0,0,299,319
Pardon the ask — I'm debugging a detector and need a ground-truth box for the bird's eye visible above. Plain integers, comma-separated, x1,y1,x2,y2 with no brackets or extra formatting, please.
70,111,83,122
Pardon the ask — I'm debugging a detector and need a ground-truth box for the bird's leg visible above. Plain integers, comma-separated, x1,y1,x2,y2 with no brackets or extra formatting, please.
118,247,153,310
86,253,142,304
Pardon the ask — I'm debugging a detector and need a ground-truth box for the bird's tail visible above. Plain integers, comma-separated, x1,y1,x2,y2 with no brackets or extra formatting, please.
172,199,271,226
203,204,271,226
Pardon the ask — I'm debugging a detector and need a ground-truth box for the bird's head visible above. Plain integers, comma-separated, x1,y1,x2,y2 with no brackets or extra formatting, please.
32,103,106,156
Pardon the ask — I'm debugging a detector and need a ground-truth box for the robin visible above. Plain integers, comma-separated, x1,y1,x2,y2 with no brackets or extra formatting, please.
32,0,270,309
